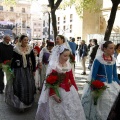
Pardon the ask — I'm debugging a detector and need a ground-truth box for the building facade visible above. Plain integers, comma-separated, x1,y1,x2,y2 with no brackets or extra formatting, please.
0,0,43,41
0,0,32,39
41,0,120,43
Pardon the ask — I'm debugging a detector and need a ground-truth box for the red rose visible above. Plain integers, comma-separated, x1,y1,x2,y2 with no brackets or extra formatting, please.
91,80,104,89
3,60,10,65
46,75,58,84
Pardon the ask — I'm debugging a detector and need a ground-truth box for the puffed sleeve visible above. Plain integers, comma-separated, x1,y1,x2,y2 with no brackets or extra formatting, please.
69,69,78,91
113,63,120,84
91,59,100,80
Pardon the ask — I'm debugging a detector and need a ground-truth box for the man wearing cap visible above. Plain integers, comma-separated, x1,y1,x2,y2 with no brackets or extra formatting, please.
0,35,13,94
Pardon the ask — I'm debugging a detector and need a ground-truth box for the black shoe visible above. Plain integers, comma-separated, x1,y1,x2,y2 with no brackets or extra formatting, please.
81,72,86,75
0,90,3,94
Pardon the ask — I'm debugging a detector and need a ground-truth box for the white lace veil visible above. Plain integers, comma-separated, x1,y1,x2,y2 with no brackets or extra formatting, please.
46,44,70,76
64,36,72,52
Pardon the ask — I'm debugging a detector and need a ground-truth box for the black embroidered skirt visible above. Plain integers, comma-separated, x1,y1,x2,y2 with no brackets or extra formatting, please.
5,67,35,109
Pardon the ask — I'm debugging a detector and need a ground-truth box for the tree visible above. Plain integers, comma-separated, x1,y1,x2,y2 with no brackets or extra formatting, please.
2,0,16,5
48,0,63,41
104,0,120,41
60,0,101,17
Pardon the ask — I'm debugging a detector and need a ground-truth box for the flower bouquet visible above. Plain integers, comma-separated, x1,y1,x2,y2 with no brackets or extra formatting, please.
87,80,108,105
69,54,75,63
0,60,14,82
45,70,66,98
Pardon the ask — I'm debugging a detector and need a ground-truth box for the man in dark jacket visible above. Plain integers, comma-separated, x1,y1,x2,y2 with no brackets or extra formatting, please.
88,39,99,69
79,40,88,75
0,35,13,94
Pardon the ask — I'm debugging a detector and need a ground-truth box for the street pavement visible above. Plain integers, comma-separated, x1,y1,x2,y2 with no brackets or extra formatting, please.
0,62,90,120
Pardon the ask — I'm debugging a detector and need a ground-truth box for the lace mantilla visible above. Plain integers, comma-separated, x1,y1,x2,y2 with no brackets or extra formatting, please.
14,44,32,68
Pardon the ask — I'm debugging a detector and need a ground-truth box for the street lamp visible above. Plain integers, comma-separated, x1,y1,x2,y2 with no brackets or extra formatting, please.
47,5,51,40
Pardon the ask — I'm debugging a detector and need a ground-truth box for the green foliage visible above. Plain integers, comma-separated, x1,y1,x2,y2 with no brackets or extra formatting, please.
3,0,16,5
2,0,33,5
60,0,102,16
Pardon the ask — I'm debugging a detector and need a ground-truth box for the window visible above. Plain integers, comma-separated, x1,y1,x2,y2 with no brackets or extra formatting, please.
34,29,36,31
10,7,14,12
0,6,3,10
58,26,60,30
22,21,26,28
22,8,25,13
43,21,45,27
70,14,73,22
34,23,36,26
70,25,72,33
58,17,60,21
63,16,66,23
63,26,66,31
57,22,60,25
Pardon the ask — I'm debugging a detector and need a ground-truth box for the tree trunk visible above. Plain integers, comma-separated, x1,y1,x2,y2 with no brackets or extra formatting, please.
51,10,57,42
48,0,62,43
104,2,119,41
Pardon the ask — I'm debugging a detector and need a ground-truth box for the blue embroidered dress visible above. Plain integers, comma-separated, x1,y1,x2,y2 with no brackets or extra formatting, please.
81,54,120,120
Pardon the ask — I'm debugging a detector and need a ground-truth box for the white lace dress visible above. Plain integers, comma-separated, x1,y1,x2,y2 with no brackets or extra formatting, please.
35,63,86,120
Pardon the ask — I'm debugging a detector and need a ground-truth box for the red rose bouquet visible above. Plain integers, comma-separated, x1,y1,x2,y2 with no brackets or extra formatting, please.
0,60,14,82
45,70,66,98
69,54,75,63
87,80,108,105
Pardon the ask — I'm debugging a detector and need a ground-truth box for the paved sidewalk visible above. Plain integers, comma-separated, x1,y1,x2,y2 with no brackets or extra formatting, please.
0,63,90,120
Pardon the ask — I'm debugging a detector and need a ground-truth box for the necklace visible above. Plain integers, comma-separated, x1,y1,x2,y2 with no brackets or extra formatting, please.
103,54,112,61
59,61,67,67
20,45,29,53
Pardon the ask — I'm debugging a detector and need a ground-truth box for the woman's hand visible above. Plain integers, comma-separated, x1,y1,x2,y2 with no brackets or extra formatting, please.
52,94,61,103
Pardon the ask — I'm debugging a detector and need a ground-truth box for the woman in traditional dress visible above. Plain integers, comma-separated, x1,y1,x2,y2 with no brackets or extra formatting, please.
81,41,120,120
49,35,75,76
5,35,36,111
35,45,86,120
38,41,54,90
33,46,40,92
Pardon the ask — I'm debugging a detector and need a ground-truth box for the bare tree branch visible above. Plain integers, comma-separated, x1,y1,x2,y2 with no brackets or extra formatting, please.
52,0,62,11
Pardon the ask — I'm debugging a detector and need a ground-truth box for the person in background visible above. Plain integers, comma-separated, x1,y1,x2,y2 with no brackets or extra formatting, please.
33,46,41,92
38,41,54,90
0,35,13,94
88,39,99,70
68,37,77,56
40,41,46,50
5,35,36,111
87,39,93,51
79,40,88,75
114,43,120,80
114,43,120,58
13,36,19,45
